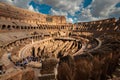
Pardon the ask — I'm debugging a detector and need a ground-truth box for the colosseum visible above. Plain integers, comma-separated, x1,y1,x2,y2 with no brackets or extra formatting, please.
0,2,120,80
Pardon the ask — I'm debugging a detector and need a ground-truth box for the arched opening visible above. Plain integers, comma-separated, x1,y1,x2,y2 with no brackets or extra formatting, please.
34,27,36,29
28,27,30,29
21,26,23,29
31,27,33,29
2,25,6,29
12,26,15,29
16,26,19,29
25,26,27,29
61,26,64,29
7,25,11,30
76,27,78,30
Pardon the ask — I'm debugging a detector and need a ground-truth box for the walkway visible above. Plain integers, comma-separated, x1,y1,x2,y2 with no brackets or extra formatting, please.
73,38,102,56
19,38,52,59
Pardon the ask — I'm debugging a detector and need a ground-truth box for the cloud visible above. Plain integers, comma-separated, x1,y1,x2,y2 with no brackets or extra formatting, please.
77,0,120,22
67,18,74,23
12,0,31,9
0,0,39,13
0,0,120,22
34,0,83,15
41,0,84,23
77,8,98,22
90,0,120,17
28,5,35,11
0,0,13,4
109,7,120,18
50,8,68,16
35,0,120,22
28,5,39,12
0,0,32,9
51,8,74,23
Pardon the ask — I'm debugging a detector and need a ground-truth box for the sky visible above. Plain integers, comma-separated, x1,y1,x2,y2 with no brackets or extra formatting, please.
0,0,120,23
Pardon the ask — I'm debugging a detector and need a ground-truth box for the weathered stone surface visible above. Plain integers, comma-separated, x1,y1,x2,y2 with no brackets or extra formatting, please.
0,69,22,80
21,68,35,80
0,68,35,80
0,2,119,80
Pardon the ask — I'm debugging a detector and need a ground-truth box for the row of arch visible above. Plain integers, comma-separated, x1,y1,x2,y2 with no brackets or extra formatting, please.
0,34,45,50
78,18,119,25
0,30,65,50
76,22,120,32
0,24,73,30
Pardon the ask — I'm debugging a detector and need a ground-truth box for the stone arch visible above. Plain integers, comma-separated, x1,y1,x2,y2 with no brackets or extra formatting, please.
28,26,30,29
37,27,39,29
0,25,1,30
2,25,6,29
39,25,42,29
7,25,11,30
12,25,15,29
50,25,53,29
43,25,45,29
51,25,53,29
38,27,40,29
34,27,36,29
53,26,55,29
55,26,57,29
61,26,64,29
48,25,50,29
47,26,50,29
21,26,23,29
25,26,27,29
16,26,20,29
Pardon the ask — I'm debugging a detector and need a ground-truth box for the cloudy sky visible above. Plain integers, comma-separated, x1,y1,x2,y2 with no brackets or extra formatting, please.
0,0,120,23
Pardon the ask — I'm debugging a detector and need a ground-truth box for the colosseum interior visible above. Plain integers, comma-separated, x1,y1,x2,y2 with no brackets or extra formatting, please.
0,2,120,80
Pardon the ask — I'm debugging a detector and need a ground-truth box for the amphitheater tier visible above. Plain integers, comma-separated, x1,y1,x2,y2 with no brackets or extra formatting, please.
0,2,120,80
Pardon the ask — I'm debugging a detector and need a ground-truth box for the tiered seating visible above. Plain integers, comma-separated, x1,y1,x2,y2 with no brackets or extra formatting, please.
0,2,119,80
0,31,29,41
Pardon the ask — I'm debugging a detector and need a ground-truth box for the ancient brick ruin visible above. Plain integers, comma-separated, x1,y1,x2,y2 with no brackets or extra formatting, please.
0,2,120,80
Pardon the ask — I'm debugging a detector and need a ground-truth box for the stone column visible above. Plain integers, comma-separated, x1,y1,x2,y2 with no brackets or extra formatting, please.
31,47,35,57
